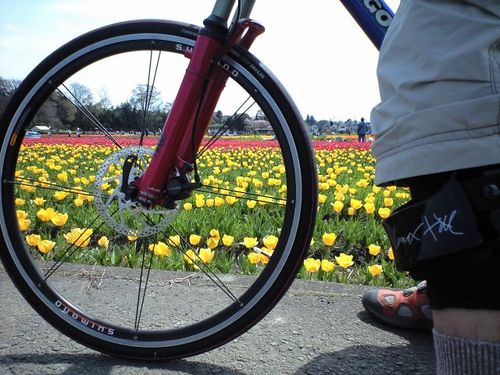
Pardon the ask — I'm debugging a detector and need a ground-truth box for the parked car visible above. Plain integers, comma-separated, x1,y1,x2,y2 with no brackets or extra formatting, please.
26,131,41,138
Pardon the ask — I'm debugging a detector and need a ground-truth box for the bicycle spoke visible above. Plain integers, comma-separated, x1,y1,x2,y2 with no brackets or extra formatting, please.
137,211,242,305
42,210,116,282
164,225,242,306
197,184,287,206
139,49,162,146
134,238,154,334
8,177,96,198
54,83,123,149
196,97,256,159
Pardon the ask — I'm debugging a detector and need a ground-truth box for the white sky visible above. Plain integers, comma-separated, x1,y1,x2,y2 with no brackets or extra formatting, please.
0,0,399,121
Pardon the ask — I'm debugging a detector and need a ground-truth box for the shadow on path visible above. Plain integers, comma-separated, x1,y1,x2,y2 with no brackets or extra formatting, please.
294,343,435,375
0,353,245,375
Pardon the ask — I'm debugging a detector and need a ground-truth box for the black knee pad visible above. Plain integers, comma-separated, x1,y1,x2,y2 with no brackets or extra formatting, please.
383,165,500,310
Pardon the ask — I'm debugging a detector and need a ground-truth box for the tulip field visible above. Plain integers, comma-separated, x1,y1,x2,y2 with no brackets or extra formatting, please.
14,134,416,289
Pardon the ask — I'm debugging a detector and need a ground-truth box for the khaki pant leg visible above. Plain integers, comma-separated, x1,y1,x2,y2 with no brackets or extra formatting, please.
371,0,500,185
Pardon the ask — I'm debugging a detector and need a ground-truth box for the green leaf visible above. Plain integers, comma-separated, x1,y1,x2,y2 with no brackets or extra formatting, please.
110,248,121,266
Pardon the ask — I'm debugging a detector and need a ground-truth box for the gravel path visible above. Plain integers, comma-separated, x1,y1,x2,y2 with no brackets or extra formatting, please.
0,263,434,374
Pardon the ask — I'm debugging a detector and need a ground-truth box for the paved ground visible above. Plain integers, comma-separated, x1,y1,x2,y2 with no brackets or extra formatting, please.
0,263,434,374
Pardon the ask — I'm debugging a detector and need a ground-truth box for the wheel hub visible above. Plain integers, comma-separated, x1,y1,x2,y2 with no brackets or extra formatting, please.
93,146,179,238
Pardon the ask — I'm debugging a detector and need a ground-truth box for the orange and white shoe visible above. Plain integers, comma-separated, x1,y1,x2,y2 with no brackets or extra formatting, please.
362,281,433,331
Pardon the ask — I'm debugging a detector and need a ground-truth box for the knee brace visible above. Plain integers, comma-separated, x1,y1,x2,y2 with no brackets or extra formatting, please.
383,166,500,309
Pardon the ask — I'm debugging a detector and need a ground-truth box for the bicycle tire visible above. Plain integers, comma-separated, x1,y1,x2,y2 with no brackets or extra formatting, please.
0,20,317,360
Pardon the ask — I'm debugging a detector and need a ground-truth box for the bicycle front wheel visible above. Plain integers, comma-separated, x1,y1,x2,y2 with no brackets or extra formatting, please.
0,20,317,359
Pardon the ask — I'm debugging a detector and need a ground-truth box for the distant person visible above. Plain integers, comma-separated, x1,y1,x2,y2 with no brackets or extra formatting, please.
357,117,367,142
76,128,82,137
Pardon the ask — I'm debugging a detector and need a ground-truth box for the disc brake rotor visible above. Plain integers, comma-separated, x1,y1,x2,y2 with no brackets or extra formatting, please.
93,146,178,237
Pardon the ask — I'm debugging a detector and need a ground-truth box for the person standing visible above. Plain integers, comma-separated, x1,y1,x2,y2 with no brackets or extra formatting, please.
357,117,367,142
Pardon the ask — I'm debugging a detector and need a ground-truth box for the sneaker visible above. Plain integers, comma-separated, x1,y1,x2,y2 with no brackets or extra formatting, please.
362,281,433,331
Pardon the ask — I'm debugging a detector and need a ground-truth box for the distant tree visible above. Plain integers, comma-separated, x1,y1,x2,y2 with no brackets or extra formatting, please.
213,110,224,124
96,88,112,109
305,114,316,126
69,82,93,106
129,84,165,112
32,95,63,129
228,112,250,133
255,109,266,121
0,77,21,117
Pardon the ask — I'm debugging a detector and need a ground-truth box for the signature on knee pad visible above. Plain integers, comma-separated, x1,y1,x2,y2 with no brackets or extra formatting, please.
397,210,464,247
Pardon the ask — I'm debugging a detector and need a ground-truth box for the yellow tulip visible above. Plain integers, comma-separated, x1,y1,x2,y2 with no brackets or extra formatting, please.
57,171,68,182
303,258,321,273
98,236,109,248
368,244,381,256
335,253,354,269
168,235,181,247
20,184,36,192
318,194,327,204
384,197,394,207
350,199,362,210
209,229,220,240
225,196,237,205
189,234,202,246
199,248,215,263
183,202,193,211
26,234,41,247
37,240,56,254
246,200,257,209
378,207,391,219
222,234,234,246
206,198,214,207
214,197,225,207
388,247,395,261
64,228,93,248
73,197,84,207
15,198,26,206
368,264,383,277
33,197,46,206
263,235,278,250
149,241,171,257
243,237,258,249
321,259,335,273
37,208,56,222
334,192,345,201
53,191,70,201
322,232,337,247
184,249,197,264
356,179,368,188
247,252,261,264
206,237,219,249
332,201,344,213
364,202,375,214
259,253,269,264
50,212,68,227
127,235,138,241
17,218,29,231
16,210,28,220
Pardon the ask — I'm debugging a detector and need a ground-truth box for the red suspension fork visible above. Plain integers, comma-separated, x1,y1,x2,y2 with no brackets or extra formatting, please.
134,18,264,206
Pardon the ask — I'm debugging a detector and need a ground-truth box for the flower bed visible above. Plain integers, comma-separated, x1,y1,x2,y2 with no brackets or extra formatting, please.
15,135,413,288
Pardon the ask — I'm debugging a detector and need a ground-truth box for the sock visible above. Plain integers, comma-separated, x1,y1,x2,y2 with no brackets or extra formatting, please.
433,329,500,375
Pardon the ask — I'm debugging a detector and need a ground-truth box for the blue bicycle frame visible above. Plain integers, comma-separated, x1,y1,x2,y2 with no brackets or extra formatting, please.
340,0,395,50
